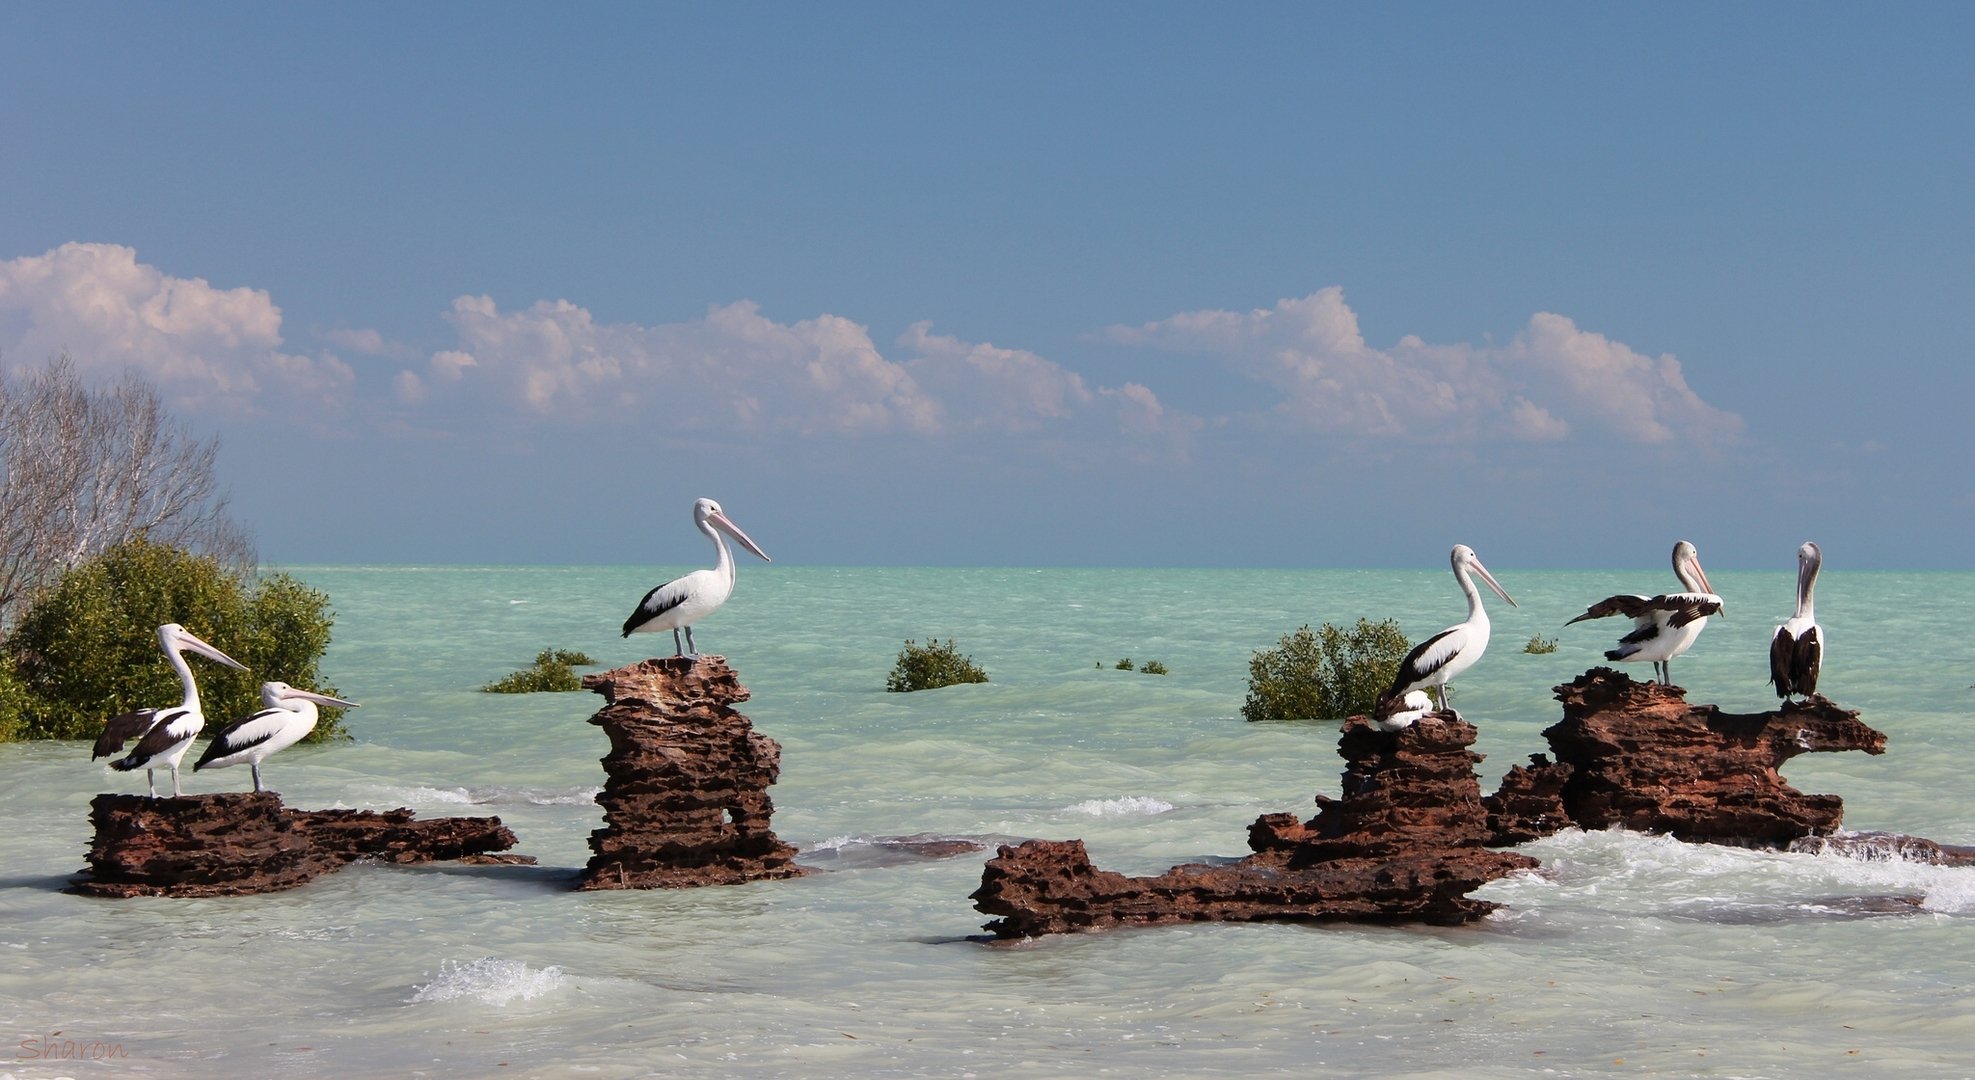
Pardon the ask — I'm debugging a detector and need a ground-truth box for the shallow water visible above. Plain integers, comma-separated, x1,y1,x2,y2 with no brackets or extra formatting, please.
5,566,1975,1078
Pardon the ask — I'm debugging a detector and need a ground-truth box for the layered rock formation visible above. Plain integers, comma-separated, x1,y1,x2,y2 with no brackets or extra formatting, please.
1484,668,1888,846
972,715,1537,939
71,792,523,898
578,655,804,890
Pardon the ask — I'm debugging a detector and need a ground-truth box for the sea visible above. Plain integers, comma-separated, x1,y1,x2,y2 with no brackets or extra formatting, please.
4,565,1975,1079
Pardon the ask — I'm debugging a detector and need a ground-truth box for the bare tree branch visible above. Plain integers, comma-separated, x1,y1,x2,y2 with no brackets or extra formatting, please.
0,354,256,627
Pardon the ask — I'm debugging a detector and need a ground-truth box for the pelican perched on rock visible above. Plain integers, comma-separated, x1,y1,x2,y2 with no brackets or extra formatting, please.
622,497,771,657
1374,545,1517,723
1769,541,1823,701
93,623,249,797
195,681,359,793
1566,540,1722,686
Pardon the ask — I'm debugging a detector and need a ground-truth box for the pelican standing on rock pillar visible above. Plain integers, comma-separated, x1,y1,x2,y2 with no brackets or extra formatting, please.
622,497,772,658
1769,541,1824,701
195,681,360,793
1566,540,1723,686
92,623,250,797
1374,545,1518,725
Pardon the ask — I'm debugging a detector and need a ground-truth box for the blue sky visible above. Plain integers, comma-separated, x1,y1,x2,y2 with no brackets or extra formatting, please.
2,5,1970,568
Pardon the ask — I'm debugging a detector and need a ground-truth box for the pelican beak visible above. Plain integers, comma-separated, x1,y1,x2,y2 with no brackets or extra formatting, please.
710,511,772,562
1687,554,1721,615
1474,560,1518,608
182,630,250,671
294,690,360,709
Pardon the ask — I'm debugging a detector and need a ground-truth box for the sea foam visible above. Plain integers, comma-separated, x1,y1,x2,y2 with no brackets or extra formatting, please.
411,957,564,1007
1062,796,1175,817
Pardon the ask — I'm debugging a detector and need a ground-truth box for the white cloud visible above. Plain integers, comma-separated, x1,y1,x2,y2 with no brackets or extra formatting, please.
1107,287,1743,447
413,296,1179,440
0,243,353,411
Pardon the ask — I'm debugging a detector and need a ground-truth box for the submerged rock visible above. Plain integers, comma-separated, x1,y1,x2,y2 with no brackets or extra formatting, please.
971,714,1538,939
71,792,523,898
1484,667,1888,846
577,655,804,890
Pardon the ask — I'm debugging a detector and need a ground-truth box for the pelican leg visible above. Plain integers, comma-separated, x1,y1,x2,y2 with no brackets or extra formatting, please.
252,763,264,794
672,628,685,657
170,766,182,798
683,626,699,659
146,768,157,798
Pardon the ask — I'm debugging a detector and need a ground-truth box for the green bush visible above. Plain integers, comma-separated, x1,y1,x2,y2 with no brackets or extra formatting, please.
483,648,594,693
1140,660,1169,675
886,638,988,692
0,654,28,742
1,537,345,741
1523,635,1560,655
1241,618,1412,722
1115,658,1136,671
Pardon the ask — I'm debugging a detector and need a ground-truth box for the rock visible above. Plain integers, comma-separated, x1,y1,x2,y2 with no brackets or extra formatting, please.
972,714,1538,939
70,792,522,898
577,655,804,890
1482,668,1888,846
1788,832,1975,866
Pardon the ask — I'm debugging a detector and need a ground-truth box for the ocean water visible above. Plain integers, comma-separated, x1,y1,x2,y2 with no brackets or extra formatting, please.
4,565,1975,1079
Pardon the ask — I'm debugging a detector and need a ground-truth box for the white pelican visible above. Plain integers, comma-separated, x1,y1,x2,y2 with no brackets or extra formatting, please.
1769,541,1823,701
1374,545,1517,722
194,681,359,793
621,497,771,657
92,623,249,797
1371,690,1437,732
1565,540,1722,686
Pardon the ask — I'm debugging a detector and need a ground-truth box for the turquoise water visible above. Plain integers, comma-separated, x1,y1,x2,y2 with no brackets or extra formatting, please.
5,565,1975,1079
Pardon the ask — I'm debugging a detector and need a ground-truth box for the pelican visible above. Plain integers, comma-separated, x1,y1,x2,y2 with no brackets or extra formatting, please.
621,497,771,657
195,681,359,793
1371,690,1437,732
1566,540,1722,686
1769,541,1823,702
92,623,249,797
1374,545,1517,722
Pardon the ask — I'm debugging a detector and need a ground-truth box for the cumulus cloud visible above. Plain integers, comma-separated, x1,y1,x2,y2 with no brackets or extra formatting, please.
411,295,1180,440
1107,287,1742,447
0,243,353,411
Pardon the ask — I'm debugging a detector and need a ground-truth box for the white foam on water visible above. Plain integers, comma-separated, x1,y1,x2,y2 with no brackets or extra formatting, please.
411,957,565,1007
1062,795,1175,817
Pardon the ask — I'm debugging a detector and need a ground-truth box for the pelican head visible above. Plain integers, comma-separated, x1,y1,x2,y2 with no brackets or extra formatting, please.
1452,544,1517,608
159,622,249,671
694,497,771,563
1670,540,1714,594
1796,540,1822,597
261,681,360,711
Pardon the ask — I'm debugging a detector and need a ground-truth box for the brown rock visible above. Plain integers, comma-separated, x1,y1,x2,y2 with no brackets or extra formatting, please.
1482,668,1888,846
70,792,523,898
972,715,1538,939
576,655,805,890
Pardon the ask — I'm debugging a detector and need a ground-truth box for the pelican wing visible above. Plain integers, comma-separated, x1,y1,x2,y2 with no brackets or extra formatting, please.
195,708,285,769
1770,624,1822,698
1384,627,1464,699
93,708,160,759
1660,593,1723,628
1566,595,1656,624
622,577,690,637
112,709,195,769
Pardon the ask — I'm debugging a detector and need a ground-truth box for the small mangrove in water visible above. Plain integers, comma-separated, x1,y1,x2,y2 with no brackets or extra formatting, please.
483,649,598,693
887,639,988,692
1242,618,1411,722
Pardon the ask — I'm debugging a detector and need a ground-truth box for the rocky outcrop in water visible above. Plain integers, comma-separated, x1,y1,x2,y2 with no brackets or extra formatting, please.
70,792,524,898
1483,668,1888,846
972,714,1537,939
577,655,804,890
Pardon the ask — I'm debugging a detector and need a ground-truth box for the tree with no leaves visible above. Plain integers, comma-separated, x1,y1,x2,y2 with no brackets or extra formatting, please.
0,355,254,628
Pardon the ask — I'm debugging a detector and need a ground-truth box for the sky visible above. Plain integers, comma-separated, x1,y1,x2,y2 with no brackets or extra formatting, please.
2,5,1971,569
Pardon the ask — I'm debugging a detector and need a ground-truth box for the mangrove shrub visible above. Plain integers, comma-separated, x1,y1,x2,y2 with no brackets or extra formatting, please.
1241,618,1412,722
886,638,988,692
2,537,344,741
483,648,596,693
